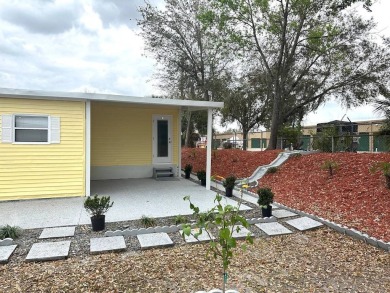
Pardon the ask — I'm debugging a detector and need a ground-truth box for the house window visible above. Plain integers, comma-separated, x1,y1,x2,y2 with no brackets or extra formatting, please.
14,115,49,143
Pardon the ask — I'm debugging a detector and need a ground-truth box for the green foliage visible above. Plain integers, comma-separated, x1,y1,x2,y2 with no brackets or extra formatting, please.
257,187,274,207
223,141,232,149
197,170,207,180
279,126,303,149
198,211,216,222
370,161,390,189
203,0,389,150
140,215,156,228
222,175,236,189
312,127,338,152
0,225,22,240
370,161,390,176
321,160,339,176
84,194,114,217
266,167,278,174
174,214,187,225
182,193,253,290
184,164,193,173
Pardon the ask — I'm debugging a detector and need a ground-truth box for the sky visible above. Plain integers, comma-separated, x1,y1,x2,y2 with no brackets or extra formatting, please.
0,0,388,129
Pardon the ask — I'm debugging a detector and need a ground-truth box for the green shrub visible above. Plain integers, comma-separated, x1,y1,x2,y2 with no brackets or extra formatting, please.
321,160,339,176
312,127,337,152
257,187,274,207
0,225,22,239
141,215,156,227
84,194,114,217
197,170,206,180
184,164,193,173
266,167,278,174
370,161,390,189
222,175,236,189
174,214,187,225
223,142,232,149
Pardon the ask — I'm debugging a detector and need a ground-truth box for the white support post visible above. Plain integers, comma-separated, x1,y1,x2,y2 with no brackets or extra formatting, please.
85,100,91,197
178,108,182,177
206,108,212,190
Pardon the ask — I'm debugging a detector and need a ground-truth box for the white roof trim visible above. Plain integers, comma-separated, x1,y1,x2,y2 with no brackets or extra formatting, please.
0,88,224,109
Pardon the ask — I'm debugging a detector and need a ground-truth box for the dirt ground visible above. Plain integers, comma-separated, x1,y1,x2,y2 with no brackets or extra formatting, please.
1,228,389,293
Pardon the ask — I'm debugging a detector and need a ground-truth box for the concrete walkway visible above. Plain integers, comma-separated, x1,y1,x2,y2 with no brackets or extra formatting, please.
0,178,250,229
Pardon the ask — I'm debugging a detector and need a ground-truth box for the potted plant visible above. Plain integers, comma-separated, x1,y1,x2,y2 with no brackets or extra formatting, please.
223,175,236,197
197,170,206,186
84,194,114,231
184,164,193,179
257,187,274,217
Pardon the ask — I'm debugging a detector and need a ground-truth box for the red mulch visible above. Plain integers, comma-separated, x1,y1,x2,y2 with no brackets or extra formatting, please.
181,148,281,179
182,149,390,242
259,152,390,242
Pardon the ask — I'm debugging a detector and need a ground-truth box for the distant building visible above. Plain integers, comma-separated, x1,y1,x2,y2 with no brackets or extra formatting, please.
215,119,386,152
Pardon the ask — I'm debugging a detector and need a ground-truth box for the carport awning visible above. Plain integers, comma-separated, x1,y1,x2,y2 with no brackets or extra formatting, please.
0,87,224,110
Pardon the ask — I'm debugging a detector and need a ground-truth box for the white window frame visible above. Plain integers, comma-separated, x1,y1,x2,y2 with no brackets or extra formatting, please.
13,114,50,144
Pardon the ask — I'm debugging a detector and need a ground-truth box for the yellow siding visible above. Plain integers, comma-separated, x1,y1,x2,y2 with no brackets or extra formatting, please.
0,98,85,201
91,102,179,166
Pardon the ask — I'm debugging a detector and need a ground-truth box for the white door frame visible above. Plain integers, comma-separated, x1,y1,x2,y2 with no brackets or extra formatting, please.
152,114,173,164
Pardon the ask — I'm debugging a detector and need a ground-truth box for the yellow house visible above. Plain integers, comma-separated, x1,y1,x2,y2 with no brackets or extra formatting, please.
0,88,223,201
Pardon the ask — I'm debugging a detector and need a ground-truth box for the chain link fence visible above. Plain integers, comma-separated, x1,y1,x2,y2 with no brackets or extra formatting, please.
214,134,390,152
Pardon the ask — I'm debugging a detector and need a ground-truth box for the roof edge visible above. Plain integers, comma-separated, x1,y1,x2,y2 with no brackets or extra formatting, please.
0,88,224,109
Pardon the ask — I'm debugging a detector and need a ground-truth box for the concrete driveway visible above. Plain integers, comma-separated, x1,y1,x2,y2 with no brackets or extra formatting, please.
0,178,251,229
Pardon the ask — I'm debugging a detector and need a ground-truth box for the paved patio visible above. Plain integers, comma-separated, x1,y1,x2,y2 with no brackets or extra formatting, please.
0,178,251,229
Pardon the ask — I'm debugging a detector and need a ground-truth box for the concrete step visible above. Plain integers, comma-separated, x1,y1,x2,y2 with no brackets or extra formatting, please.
153,167,174,178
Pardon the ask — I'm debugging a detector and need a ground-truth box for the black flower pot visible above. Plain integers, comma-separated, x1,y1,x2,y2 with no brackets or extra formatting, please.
200,178,206,186
185,171,191,179
225,187,233,197
261,205,272,218
91,215,105,231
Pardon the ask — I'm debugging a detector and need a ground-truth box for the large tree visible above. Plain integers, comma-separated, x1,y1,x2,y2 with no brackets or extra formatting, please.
221,72,270,150
202,0,390,149
138,0,234,145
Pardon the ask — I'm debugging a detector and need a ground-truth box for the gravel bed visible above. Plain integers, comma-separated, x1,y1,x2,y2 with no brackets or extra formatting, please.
1,228,389,292
6,190,279,265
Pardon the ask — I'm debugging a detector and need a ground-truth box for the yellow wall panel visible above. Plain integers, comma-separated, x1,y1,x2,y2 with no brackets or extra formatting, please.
0,98,85,200
91,102,179,167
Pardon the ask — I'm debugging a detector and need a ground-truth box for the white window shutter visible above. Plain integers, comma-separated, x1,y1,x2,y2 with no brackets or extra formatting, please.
1,114,13,143
50,116,61,143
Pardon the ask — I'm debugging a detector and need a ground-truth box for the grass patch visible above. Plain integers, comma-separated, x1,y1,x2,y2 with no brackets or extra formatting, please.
140,215,156,228
0,225,22,239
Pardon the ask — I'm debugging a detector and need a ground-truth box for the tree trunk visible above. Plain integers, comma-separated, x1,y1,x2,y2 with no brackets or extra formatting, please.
242,129,248,151
268,91,281,149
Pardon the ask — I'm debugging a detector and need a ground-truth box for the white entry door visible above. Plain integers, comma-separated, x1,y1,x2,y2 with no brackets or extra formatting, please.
152,115,172,164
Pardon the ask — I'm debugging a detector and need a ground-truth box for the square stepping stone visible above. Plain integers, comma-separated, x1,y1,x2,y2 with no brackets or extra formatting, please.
182,229,214,243
0,245,17,264
137,233,174,250
26,241,71,262
39,226,76,239
272,209,297,219
231,226,252,239
90,236,126,254
255,222,292,236
285,216,323,231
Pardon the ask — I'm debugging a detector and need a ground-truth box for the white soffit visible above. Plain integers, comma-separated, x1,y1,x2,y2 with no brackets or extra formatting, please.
0,88,223,110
